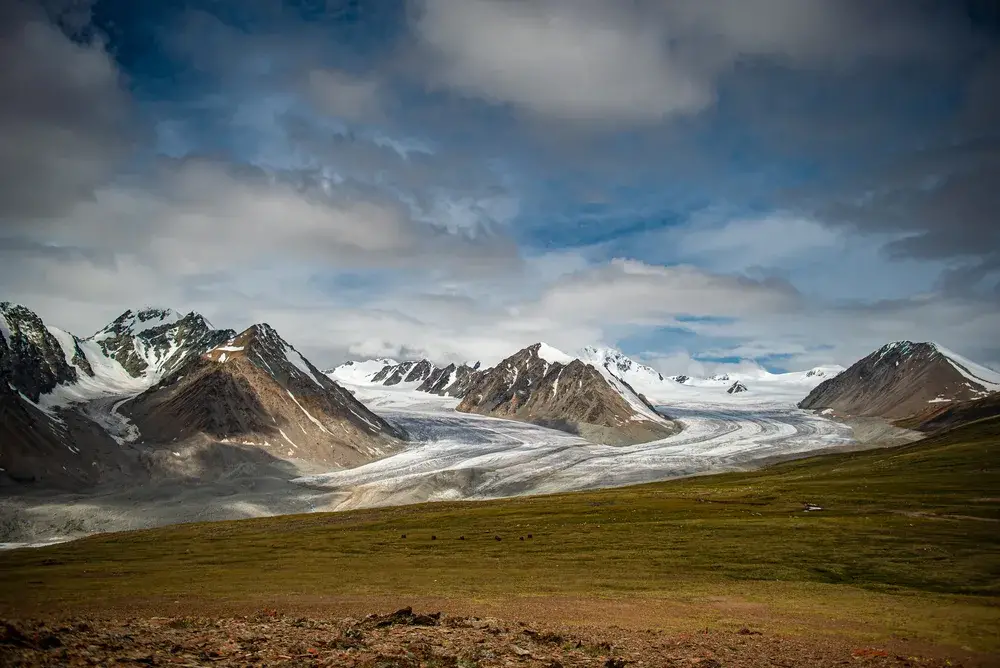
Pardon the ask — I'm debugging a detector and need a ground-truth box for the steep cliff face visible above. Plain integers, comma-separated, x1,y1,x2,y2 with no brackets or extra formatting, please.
457,343,679,445
0,303,81,401
800,341,1000,419
416,362,484,397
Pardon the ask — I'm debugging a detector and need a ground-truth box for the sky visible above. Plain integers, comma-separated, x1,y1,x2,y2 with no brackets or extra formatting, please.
2,0,999,375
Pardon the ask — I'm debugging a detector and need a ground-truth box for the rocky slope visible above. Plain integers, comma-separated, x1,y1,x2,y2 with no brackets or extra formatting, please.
124,324,406,468
799,341,1000,419
893,392,1000,433
0,382,141,491
456,343,678,445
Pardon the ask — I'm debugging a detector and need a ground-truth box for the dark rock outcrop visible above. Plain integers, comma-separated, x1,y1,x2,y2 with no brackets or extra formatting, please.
416,362,485,397
0,303,80,401
727,381,748,394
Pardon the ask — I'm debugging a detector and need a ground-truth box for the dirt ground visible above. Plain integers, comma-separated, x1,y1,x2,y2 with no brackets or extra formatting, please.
2,605,996,668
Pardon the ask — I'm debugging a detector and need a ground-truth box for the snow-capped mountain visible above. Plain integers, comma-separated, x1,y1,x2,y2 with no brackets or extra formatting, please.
1,302,406,488
457,342,678,445
333,343,847,408
0,304,237,414
90,307,234,383
330,356,486,398
580,346,664,390
1,302,83,401
799,341,1000,418
125,324,406,467
575,344,844,405
326,358,398,384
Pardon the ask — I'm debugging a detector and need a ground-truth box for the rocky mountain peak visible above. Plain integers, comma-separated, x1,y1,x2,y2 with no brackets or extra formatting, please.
800,340,999,418
90,308,233,380
128,320,406,464
203,323,330,391
727,381,749,394
580,346,665,382
97,307,183,339
457,343,678,445
0,302,80,401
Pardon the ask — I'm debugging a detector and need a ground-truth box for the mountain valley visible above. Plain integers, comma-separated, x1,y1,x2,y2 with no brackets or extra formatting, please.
2,300,999,548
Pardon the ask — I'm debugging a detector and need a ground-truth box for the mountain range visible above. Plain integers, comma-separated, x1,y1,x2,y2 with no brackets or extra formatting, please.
4,298,1000,492
0,303,404,490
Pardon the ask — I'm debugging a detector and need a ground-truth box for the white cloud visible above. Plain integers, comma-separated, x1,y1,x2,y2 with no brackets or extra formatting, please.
529,259,801,324
413,0,710,121
670,215,841,269
410,0,947,122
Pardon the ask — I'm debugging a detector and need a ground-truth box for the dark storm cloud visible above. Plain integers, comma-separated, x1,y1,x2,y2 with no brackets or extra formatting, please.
759,5,1000,277
0,0,131,224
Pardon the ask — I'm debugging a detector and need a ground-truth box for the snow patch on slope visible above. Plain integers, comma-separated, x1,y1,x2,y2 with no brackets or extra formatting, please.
282,343,324,388
587,363,667,424
535,342,575,365
39,333,149,409
0,310,10,344
933,342,1000,391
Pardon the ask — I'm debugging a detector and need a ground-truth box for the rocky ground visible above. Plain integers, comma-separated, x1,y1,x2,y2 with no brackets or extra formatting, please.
0,607,983,668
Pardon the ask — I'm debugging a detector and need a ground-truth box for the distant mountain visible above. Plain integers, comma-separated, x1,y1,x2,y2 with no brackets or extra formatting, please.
329,356,485,398
325,359,397,384
727,381,749,394
334,344,844,407
799,341,1000,419
370,360,438,385
125,324,406,468
457,343,679,445
579,346,664,388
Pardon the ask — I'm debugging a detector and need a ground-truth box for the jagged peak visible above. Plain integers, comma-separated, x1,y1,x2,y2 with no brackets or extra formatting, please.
0,302,44,342
94,306,184,339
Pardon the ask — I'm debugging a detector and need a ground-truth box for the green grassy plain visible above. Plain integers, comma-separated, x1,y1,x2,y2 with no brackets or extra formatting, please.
1,418,998,651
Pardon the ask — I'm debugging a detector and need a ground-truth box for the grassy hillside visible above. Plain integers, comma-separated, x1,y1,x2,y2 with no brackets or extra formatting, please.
1,418,998,650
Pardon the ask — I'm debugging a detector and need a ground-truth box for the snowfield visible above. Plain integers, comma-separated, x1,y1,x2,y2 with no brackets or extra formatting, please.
295,383,855,510
2,368,861,548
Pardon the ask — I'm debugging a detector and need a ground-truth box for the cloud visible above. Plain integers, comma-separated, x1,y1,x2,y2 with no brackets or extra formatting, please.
669,215,841,270
786,46,1000,284
530,259,801,324
0,0,131,222
413,0,710,121
306,69,384,122
410,0,958,122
